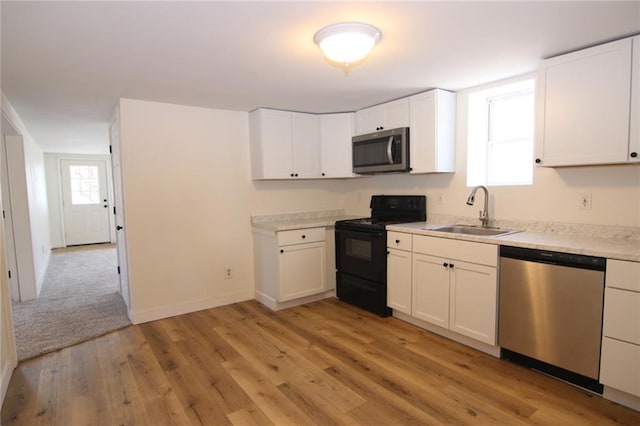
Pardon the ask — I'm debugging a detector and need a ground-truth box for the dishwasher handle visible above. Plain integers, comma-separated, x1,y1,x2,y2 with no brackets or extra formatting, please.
499,245,606,271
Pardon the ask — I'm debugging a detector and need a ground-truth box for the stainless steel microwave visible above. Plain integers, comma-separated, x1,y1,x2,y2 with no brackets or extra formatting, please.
352,127,410,174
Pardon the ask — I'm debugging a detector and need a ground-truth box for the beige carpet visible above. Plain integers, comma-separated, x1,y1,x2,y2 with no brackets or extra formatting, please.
11,243,131,361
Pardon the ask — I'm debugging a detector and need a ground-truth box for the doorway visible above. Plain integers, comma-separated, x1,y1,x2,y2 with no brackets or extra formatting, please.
60,159,111,246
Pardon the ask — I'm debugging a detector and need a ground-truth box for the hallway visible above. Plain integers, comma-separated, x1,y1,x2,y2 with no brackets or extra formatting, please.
10,244,130,361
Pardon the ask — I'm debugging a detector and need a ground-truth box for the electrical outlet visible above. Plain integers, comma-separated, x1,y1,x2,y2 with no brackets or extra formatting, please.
223,267,233,279
579,192,592,210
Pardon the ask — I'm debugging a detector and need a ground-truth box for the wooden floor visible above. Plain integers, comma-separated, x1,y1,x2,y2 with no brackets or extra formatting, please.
2,298,640,425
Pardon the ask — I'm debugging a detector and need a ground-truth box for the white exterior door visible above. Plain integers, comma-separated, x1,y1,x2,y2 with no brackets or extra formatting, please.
109,118,131,314
61,159,111,246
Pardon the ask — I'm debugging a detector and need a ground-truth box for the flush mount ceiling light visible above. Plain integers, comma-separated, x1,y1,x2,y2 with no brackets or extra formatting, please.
313,22,382,72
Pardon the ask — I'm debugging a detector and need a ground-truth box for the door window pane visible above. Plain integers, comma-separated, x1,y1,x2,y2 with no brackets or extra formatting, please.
69,165,100,205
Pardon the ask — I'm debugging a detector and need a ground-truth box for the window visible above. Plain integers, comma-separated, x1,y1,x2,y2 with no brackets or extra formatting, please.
467,78,535,187
69,165,100,205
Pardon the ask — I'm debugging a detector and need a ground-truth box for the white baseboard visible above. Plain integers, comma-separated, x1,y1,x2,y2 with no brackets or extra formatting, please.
603,386,640,412
393,311,501,358
35,249,51,298
130,290,254,324
1,352,17,408
255,290,335,311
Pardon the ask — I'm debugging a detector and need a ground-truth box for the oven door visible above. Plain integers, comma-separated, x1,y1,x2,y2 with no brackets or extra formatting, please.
335,227,386,283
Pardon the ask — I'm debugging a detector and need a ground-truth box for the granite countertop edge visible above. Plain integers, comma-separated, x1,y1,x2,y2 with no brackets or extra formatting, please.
387,222,640,262
251,210,640,262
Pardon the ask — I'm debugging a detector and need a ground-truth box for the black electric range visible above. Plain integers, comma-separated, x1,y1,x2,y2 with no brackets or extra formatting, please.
334,195,426,316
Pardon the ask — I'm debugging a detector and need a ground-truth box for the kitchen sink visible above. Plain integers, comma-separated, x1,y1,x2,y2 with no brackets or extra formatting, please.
427,225,520,237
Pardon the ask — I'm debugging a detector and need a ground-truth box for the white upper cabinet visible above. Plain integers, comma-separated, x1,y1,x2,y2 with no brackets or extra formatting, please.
291,112,321,178
409,89,456,174
535,37,637,166
355,98,410,135
250,109,293,179
630,35,640,163
250,109,355,180
319,113,355,178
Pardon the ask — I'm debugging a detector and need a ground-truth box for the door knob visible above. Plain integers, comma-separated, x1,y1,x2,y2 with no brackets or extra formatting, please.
116,225,123,230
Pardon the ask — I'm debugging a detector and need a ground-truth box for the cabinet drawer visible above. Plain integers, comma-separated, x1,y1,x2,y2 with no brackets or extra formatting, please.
387,231,412,251
603,288,640,345
413,235,497,266
277,227,325,246
600,337,640,397
607,259,640,292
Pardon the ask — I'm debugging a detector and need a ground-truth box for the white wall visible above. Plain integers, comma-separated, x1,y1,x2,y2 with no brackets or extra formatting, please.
0,202,16,405
343,85,640,228
118,99,346,323
24,136,51,290
45,153,115,248
0,2,19,393
1,95,51,299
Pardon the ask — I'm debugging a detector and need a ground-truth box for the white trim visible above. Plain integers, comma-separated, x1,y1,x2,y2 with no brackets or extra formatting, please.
393,310,501,358
130,290,254,324
603,386,640,411
36,249,50,291
1,352,17,403
255,290,335,311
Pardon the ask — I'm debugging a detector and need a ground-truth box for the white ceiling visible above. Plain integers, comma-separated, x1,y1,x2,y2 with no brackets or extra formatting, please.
2,1,639,154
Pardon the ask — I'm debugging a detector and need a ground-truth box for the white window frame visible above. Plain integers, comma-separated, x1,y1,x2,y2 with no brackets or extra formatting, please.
467,75,535,187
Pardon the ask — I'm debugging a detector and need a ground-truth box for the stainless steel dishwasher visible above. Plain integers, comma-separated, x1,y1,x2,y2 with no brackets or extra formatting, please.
498,246,606,393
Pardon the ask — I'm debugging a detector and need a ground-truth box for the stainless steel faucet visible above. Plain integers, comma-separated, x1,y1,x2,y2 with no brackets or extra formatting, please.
466,185,489,228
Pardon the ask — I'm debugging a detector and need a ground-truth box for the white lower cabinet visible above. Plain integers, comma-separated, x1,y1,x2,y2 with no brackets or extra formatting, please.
253,227,328,310
387,232,499,347
412,252,497,345
601,337,640,397
448,260,497,344
387,248,412,314
600,259,640,400
387,231,413,314
412,253,450,327
279,241,325,301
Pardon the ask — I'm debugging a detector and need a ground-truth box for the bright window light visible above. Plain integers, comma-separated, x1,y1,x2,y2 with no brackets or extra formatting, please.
467,77,535,187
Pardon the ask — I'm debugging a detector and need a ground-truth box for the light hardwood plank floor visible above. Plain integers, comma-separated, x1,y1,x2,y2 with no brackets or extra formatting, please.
2,298,640,425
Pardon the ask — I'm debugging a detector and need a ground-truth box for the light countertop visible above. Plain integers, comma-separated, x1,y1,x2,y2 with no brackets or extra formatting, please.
251,210,639,262
387,221,640,262
251,208,362,232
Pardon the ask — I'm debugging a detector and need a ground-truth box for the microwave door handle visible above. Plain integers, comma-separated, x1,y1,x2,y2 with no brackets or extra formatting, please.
386,136,394,164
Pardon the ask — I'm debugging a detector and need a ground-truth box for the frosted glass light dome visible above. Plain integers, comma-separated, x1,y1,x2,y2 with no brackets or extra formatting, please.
313,22,381,68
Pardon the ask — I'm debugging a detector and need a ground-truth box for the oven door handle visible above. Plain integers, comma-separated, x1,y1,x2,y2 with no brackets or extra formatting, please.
335,228,384,238
386,136,395,164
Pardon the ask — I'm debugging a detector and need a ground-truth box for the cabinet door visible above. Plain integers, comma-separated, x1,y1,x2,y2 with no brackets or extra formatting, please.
449,260,497,345
412,253,450,328
279,242,326,302
387,248,412,314
250,109,293,179
382,98,410,130
409,90,456,173
355,104,385,135
603,288,640,345
630,36,640,163
320,113,355,177
536,38,632,166
600,337,640,397
291,112,320,178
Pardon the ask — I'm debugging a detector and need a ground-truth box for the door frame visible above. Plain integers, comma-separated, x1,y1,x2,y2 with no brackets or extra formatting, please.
45,153,116,248
109,109,132,321
58,158,112,246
